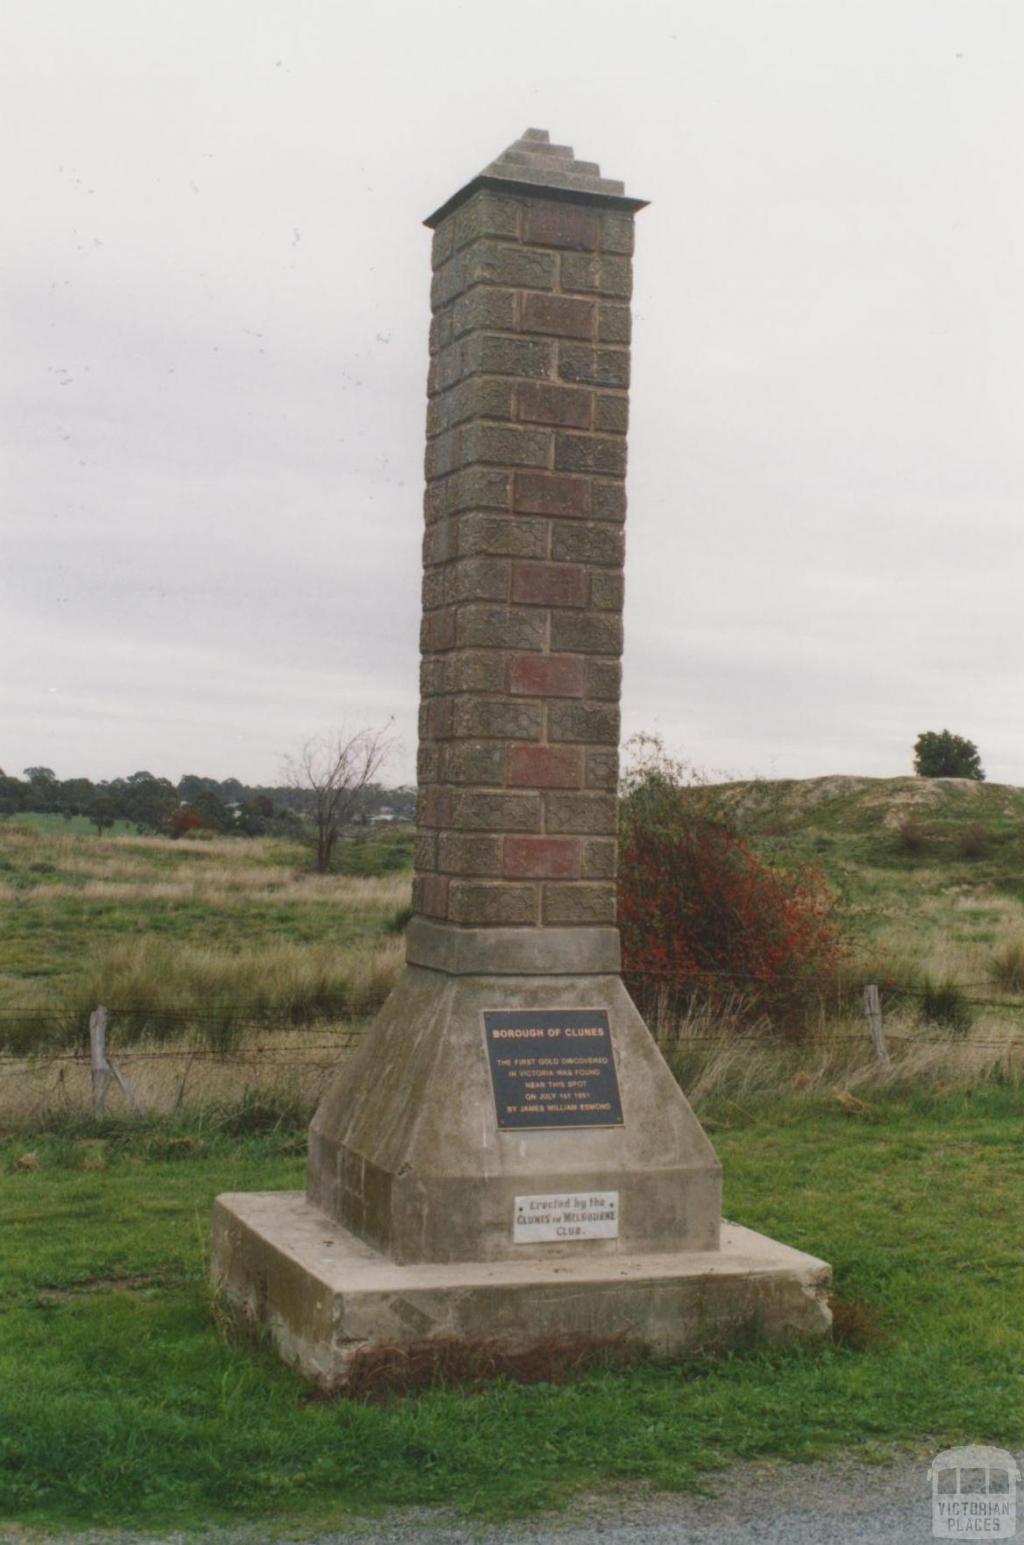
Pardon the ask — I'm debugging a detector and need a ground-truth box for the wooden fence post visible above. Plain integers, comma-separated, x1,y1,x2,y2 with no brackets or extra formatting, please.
864,984,889,1062
89,1005,110,1117
89,1004,140,1116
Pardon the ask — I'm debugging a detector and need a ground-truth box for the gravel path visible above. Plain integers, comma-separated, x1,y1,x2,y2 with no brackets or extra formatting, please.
20,1449,1022,1545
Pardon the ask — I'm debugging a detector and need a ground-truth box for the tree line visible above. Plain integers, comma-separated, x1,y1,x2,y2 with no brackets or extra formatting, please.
0,765,415,839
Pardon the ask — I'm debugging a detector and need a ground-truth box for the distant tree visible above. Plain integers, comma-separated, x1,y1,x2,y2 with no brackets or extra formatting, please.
90,794,118,835
23,767,59,811
285,726,394,873
913,730,985,782
122,772,177,833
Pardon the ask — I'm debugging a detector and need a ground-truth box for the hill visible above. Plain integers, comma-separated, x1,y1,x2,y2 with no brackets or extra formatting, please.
687,774,1024,987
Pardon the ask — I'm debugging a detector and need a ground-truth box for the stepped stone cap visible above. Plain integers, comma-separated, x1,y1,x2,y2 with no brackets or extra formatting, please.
424,127,649,228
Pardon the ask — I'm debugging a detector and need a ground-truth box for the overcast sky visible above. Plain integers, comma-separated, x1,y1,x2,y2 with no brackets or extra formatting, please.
3,0,1022,789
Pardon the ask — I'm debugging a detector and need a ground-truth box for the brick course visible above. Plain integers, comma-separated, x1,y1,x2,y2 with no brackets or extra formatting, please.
415,159,639,926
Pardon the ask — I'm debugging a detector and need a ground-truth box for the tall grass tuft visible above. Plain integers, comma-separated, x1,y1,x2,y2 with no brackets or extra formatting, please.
919,977,974,1037
990,939,1024,994
1,936,403,1054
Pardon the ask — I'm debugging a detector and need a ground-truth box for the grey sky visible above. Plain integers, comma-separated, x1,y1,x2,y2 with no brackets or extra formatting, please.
3,0,1022,788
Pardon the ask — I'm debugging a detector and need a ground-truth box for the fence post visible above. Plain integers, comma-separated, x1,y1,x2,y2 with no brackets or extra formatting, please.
89,1005,110,1117
89,1004,140,1115
864,984,888,1062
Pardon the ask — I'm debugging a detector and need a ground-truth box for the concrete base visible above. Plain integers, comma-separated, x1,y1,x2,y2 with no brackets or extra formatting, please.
307,965,722,1264
212,1191,833,1389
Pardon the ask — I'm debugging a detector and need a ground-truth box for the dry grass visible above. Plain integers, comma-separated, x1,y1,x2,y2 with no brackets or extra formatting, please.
3,872,411,910
0,1024,361,1123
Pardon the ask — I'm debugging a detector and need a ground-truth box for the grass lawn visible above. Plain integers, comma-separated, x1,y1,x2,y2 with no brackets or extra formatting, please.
2,1089,1023,1533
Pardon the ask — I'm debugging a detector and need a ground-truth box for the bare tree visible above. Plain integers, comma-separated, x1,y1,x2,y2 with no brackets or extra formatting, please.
285,726,394,873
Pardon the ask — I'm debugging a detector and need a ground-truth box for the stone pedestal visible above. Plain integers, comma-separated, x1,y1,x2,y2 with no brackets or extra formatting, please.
212,130,832,1385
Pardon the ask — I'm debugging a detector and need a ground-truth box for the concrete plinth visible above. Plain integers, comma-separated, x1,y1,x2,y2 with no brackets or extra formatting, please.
212,1191,832,1388
307,964,722,1264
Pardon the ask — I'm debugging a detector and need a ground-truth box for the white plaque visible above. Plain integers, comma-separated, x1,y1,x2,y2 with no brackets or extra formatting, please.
513,1191,619,1243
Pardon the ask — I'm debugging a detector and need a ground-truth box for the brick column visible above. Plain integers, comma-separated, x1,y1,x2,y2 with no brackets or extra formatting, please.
410,129,646,970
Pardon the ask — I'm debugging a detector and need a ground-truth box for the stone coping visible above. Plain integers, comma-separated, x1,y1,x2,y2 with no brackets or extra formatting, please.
405,917,622,976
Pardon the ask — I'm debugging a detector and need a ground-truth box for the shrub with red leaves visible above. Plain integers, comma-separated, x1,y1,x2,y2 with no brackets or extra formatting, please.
618,745,846,1038
169,807,202,838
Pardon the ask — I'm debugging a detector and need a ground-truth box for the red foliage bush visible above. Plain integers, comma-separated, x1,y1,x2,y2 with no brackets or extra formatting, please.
618,773,846,1038
169,807,202,838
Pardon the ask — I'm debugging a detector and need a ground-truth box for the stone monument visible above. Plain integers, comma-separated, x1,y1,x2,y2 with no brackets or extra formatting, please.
212,130,831,1385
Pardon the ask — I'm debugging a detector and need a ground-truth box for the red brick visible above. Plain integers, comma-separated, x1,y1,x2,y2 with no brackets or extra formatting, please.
514,471,590,517
503,835,581,879
420,607,456,653
509,653,585,697
516,383,592,430
511,562,587,608
506,744,583,789
520,293,595,340
413,873,449,919
523,204,599,251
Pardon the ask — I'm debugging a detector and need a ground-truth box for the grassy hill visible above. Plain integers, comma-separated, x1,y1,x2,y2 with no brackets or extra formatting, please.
687,775,1024,989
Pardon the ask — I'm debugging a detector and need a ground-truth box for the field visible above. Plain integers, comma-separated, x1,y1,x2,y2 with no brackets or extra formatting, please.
2,1087,1023,1532
2,780,1024,1531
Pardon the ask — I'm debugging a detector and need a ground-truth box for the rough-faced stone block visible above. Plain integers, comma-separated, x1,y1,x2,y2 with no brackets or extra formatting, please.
438,832,503,876
542,881,617,925
456,604,546,652
448,650,509,694
558,344,630,388
559,253,632,298
448,882,538,927
554,432,628,478
452,697,543,740
590,569,625,611
446,740,507,785
451,791,541,832
471,240,556,290
456,513,548,560
592,481,627,521
550,610,624,655
451,189,521,249
544,791,618,834
414,831,438,871
597,211,635,255
427,467,511,520
584,656,622,701
581,837,618,877
594,394,629,434
597,304,631,344
585,748,620,790
444,556,511,605
451,286,518,338
550,520,625,566
547,701,621,745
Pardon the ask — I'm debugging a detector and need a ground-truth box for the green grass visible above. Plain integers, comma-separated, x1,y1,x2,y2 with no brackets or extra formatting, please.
2,1091,1023,1532
0,822,412,1049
